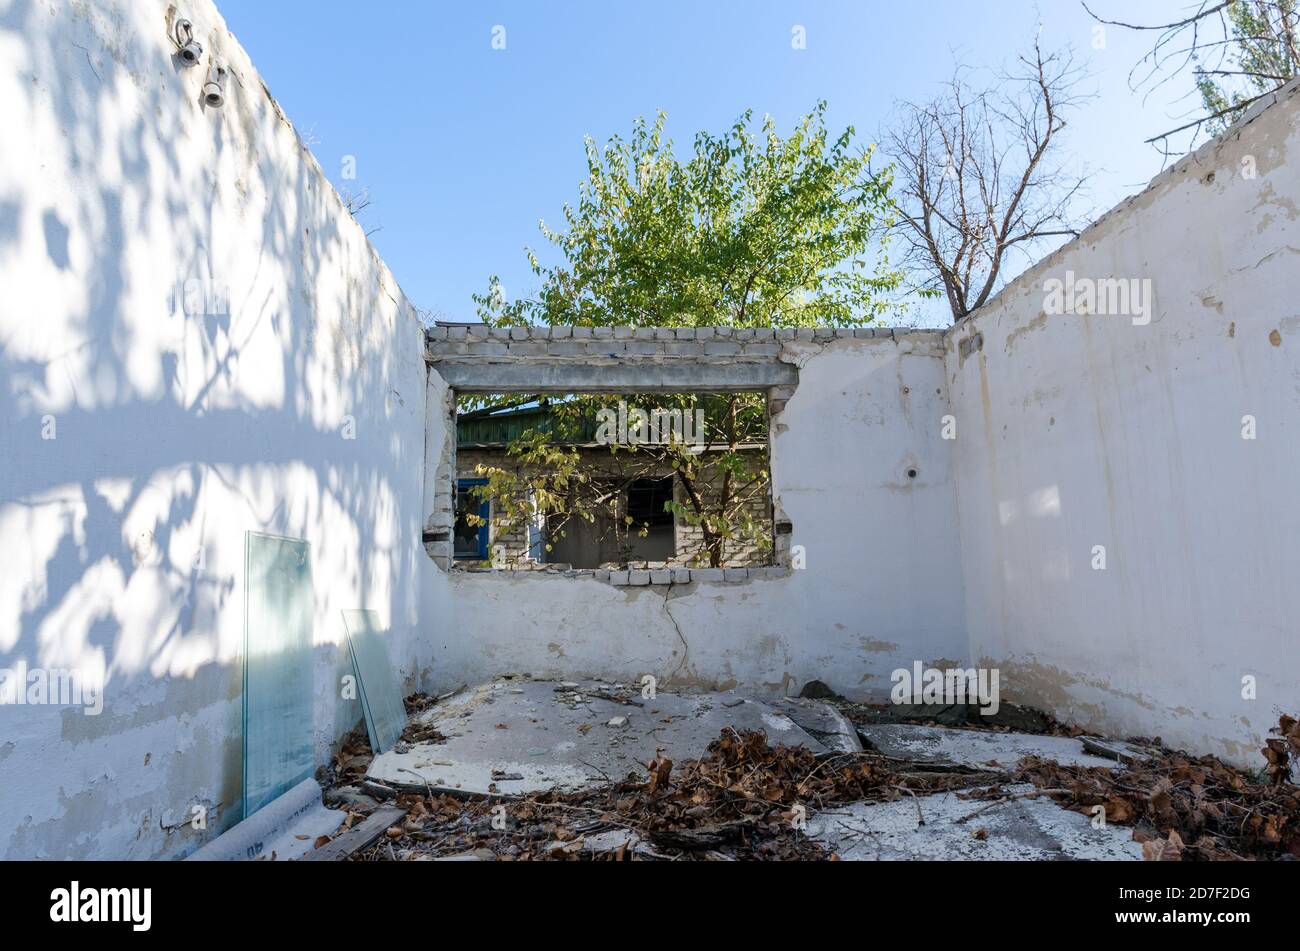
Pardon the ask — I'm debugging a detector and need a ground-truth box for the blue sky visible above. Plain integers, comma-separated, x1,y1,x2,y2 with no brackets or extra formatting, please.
218,0,1202,325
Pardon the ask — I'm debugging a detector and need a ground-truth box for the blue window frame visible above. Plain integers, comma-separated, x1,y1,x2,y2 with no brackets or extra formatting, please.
454,479,490,560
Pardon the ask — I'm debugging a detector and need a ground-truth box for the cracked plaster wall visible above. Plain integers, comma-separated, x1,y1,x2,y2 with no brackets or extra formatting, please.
421,83,1300,769
422,330,969,699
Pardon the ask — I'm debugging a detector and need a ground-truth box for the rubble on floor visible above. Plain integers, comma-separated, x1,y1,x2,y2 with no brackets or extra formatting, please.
805,680,1072,736
806,786,1146,861
1001,715,1300,861
362,678,855,797
307,678,1299,862
346,727,962,861
855,722,1145,771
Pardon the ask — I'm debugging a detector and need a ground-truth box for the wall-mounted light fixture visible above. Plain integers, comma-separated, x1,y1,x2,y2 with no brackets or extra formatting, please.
173,18,203,66
202,62,227,108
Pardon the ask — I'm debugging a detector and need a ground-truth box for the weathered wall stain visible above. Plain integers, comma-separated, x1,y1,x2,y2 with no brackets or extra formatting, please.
951,78,1300,767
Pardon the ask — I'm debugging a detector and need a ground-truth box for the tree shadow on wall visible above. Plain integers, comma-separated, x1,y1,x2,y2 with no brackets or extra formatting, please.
0,1,429,857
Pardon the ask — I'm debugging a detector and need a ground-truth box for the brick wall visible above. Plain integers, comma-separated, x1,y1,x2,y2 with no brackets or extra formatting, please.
427,323,918,360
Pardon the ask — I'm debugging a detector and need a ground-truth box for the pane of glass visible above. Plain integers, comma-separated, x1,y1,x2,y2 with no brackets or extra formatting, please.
341,609,406,755
243,532,314,818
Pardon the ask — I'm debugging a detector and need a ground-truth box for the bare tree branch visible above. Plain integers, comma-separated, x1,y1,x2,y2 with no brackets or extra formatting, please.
1084,1,1299,154
882,38,1088,322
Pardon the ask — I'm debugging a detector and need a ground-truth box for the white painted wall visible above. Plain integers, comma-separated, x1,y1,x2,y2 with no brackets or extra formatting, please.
946,82,1300,765
3,0,1294,860
0,0,435,857
426,335,969,699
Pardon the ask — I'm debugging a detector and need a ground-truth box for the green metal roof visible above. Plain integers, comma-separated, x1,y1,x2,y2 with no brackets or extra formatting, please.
456,404,601,446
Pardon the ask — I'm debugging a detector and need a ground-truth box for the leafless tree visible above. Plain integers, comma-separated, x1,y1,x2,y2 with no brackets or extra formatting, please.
884,40,1089,323
1083,1,1299,153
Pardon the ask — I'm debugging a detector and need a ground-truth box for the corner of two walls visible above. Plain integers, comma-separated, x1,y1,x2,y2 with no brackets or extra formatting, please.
9,0,1290,865
943,81,1300,765
0,0,434,857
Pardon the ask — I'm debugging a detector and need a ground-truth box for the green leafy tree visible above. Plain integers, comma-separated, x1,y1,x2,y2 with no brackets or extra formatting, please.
474,101,901,329
1196,0,1299,134
463,105,902,568
465,394,773,569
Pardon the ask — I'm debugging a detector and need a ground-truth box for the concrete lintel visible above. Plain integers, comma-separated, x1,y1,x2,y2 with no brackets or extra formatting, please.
430,359,797,393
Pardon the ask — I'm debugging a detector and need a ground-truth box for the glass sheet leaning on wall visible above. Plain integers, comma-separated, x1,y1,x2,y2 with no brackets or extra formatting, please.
243,532,314,818
342,609,406,754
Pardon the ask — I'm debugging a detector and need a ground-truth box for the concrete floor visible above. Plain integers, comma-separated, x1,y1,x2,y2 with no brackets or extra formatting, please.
364,678,1148,860
856,722,1143,770
807,786,1145,861
367,678,858,796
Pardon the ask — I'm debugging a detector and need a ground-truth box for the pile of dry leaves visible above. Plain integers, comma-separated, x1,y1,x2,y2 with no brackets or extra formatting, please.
354,728,980,861
322,724,375,788
331,710,1300,862
320,711,447,791
1001,715,1300,860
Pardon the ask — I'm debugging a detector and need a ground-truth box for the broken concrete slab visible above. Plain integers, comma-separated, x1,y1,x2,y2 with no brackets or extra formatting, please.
366,679,831,796
767,697,862,754
807,785,1145,860
856,723,1139,770
1080,736,1151,763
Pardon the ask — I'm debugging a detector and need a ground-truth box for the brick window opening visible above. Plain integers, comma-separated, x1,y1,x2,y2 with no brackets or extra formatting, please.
451,392,774,571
